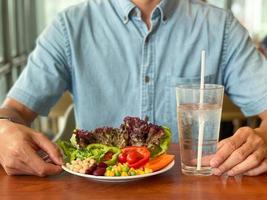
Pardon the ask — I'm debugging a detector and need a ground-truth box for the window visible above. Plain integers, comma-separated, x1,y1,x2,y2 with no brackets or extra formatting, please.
207,0,267,40
0,0,37,104
45,0,84,23
231,0,267,39
0,73,8,103
37,0,85,34
8,0,17,57
16,0,26,55
0,1,4,63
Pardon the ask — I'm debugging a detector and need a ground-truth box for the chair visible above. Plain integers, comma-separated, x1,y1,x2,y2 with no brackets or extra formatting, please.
52,104,75,142
221,95,259,132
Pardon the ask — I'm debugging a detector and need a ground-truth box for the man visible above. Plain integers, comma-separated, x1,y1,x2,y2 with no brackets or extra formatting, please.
259,36,267,57
0,0,267,177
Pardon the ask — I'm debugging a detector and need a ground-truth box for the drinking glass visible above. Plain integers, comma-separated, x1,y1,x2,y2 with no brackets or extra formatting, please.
176,84,224,176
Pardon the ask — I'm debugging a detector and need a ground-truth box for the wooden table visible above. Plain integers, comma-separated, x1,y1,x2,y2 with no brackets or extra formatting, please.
1,144,267,200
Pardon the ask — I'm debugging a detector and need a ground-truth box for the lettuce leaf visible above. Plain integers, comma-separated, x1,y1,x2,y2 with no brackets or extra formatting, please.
148,126,172,158
56,140,77,162
57,139,121,165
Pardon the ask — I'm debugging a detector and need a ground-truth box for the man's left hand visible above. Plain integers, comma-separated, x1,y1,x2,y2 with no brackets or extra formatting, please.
210,127,267,176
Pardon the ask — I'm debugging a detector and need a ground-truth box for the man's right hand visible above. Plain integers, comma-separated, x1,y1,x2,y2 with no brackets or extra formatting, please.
0,119,63,177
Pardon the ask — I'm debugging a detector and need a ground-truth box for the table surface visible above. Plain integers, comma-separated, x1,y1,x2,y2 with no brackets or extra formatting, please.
1,144,267,200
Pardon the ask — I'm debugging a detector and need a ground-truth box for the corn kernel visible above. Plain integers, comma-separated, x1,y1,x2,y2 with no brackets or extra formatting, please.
137,170,145,175
105,171,110,176
109,171,115,177
116,166,121,172
121,171,128,176
144,168,153,173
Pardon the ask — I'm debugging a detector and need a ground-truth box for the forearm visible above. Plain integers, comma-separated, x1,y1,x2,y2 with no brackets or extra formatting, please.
0,98,37,127
0,107,29,126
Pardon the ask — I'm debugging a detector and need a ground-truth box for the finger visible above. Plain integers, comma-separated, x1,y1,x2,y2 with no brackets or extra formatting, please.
24,145,63,177
214,141,256,175
5,163,37,176
191,154,215,166
217,138,229,150
4,159,34,176
210,130,247,168
5,168,33,176
226,149,265,176
36,162,63,177
244,158,267,176
31,158,63,177
33,132,63,165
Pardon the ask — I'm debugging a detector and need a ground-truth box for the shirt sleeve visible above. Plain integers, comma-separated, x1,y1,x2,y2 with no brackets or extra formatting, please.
223,11,267,117
7,13,72,116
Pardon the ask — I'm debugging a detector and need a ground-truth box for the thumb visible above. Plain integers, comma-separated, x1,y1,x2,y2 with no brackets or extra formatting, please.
32,132,64,165
24,145,63,176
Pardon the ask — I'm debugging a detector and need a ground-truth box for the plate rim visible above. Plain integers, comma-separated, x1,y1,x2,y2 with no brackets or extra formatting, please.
62,160,175,181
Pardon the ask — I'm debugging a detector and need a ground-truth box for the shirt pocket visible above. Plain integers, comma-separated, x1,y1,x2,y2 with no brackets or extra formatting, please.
170,74,217,87
166,74,217,142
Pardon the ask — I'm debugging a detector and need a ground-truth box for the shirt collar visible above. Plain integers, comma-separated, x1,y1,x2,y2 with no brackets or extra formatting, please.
157,0,180,23
116,0,179,24
116,0,136,24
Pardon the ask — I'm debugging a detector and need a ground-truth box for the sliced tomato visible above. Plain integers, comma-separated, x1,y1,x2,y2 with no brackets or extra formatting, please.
120,146,150,169
126,150,143,164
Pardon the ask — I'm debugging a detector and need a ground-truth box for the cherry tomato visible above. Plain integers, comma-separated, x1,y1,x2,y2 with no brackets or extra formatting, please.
126,150,143,164
118,152,127,163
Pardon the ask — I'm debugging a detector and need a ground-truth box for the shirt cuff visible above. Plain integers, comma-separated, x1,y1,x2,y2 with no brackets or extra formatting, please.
7,86,50,116
241,94,267,117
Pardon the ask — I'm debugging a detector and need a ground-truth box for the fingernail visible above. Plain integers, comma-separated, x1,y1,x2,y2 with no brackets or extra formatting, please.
227,170,234,176
213,168,222,176
58,157,64,165
210,159,218,167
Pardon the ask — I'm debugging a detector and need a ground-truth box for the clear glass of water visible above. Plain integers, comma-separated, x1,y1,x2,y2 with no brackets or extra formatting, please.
176,84,224,176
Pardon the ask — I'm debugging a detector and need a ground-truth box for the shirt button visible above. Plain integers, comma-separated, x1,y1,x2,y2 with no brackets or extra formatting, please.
163,16,167,22
145,76,150,83
123,16,128,23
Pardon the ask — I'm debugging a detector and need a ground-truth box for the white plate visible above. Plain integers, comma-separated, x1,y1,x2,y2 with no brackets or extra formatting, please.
62,160,175,182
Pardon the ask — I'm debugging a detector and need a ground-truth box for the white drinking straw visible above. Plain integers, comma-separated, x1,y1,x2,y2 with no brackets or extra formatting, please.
197,50,206,171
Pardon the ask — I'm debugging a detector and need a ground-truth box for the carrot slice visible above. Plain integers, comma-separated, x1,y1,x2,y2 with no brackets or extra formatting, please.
144,154,175,172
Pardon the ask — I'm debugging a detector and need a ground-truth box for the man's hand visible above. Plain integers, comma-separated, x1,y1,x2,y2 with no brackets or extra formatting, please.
0,120,63,177
210,126,267,176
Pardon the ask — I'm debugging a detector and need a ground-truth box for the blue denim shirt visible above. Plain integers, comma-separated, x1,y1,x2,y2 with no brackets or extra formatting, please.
8,0,267,141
